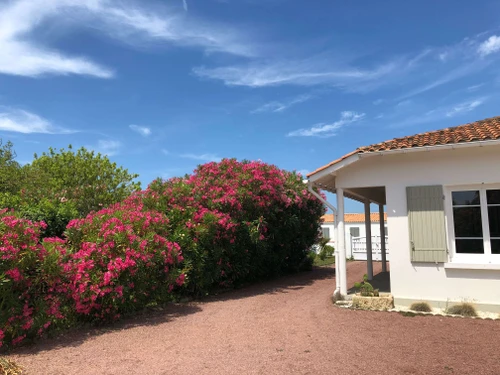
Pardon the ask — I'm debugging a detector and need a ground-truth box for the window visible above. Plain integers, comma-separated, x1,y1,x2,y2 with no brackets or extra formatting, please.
450,188,500,261
322,227,330,240
384,226,388,236
350,227,360,237
488,190,500,254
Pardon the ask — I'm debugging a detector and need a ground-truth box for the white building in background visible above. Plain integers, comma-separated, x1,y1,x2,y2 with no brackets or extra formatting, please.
320,213,388,260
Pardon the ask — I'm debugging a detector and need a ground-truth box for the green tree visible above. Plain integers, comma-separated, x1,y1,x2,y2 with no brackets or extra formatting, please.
23,145,141,216
0,140,22,194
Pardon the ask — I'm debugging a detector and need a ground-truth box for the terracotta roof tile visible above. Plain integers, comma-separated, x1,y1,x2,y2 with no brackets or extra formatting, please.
321,213,387,223
308,116,500,177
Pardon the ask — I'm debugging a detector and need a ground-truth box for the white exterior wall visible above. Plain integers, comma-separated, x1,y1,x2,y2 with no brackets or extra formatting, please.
321,221,386,258
335,145,500,308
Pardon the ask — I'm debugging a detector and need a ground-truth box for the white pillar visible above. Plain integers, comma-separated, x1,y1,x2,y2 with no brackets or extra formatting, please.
364,200,373,281
379,204,387,273
336,188,347,296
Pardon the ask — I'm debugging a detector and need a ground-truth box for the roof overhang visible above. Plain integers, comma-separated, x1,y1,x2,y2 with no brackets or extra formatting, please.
308,138,500,183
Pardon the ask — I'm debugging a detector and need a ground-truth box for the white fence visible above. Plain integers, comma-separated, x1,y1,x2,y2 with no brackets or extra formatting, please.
351,236,389,261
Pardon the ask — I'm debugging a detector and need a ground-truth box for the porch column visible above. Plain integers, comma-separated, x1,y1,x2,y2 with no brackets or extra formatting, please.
379,204,387,273
336,188,347,296
364,200,373,281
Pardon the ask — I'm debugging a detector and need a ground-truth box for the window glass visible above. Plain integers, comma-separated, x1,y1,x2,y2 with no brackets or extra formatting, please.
350,227,360,237
452,190,484,254
487,190,500,253
491,239,500,255
453,207,482,238
322,227,330,239
452,191,480,206
487,189,500,205
384,226,388,236
488,206,500,238
455,239,484,254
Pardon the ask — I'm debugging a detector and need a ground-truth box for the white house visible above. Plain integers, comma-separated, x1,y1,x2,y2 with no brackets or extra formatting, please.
320,213,388,260
307,116,500,312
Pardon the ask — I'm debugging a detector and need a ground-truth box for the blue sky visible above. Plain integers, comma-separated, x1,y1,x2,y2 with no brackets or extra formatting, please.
1,0,500,212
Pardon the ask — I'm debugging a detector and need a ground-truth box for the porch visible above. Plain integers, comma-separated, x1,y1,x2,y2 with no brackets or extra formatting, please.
308,176,390,298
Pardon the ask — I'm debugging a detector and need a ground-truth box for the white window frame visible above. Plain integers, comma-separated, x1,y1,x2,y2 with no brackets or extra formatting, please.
445,183,500,264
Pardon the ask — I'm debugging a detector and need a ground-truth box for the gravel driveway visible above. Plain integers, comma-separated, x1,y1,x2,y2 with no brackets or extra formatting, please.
8,261,500,375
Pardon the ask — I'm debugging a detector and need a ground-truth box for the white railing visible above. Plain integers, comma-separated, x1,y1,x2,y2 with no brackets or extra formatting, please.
351,236,389,261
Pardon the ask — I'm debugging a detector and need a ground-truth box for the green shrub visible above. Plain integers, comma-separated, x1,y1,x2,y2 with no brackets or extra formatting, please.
300,251,316,271
446,303,478,317
319,244,335,261
353,274,377,297
410,302,432,312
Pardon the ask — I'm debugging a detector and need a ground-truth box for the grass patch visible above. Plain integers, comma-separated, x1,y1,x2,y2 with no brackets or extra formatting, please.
446,303,478,317
313,256,335,267
410,302,432,312
0,358,24,375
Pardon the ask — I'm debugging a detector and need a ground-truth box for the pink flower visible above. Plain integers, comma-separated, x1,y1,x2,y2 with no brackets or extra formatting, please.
5,268,23,282
176,274,186,286
12,335,26,346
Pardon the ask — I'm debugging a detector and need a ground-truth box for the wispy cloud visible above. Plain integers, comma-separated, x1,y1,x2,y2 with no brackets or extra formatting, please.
287,111,365,138
129,124,151,137
0,108,74,134
91,140,121,156
179,153,222,162
182,0,188,11
195,31,500,101
0,0,256,79
194,59,400,89
161,149,170,155
251,94,312,113
384,96,488,129
478,35,500,57
446,98,485,117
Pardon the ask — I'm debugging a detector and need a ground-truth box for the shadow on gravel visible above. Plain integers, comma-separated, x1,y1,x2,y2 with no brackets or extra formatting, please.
9,303,202,356
9,267,335,356
202,266,335,303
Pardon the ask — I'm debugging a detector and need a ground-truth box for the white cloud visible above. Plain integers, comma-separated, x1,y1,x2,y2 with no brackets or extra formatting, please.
179,153,222,162
92,139,121,156
182,0,188,11
373,99,384,105
251,94,312,113
129,124,151,137
287,111,365,138
478,35,500,57
446,99,485,117
0,108,74,134
161,149,170,155
0,0,256,79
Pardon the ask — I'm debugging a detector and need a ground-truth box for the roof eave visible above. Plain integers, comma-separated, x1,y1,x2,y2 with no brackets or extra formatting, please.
308,138,500,180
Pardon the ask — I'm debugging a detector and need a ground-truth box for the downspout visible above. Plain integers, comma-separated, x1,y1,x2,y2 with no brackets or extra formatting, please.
306,180,341,298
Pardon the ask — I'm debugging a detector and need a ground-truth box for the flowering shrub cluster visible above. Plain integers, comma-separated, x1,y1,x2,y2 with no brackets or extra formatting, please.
141,159,325,294
1,159,324,349
64,201,184,321
0,209,68,349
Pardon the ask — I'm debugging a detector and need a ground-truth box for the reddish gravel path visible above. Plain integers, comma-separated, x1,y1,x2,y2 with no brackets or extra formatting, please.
8,261,500,375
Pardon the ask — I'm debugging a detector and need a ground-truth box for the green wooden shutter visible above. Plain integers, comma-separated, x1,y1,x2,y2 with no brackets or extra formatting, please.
406,185,448,263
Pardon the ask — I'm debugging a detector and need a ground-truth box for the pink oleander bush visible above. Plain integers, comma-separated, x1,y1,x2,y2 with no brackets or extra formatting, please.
139,159,325,294
0,209,69,349
63,201,185,321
